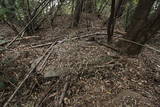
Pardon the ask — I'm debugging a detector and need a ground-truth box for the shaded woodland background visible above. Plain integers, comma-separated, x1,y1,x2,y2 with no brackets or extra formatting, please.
0,0,160,107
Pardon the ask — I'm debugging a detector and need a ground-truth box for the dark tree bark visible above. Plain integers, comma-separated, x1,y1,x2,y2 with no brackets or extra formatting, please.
115,0,127,18
107,0,116,42
83,0,96,13
117,0,160,55
107,0,127,42
72,0,84,27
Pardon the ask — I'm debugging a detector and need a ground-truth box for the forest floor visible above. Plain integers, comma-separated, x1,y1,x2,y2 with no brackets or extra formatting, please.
0,15,160,107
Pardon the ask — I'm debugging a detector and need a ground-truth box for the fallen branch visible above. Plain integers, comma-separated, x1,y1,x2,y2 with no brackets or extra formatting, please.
31,42,52,48
36,80,60,107
119,38,160,53
3,37,73,107
5,31,25,48
37,44,55,72
72,32,107,40
114,30,126,36
3,31,121,106
4,19,19,34
5,0,52,48
0,36,39,46
58,82,69,106
31,32,108,48
95,41,120,52
3,42,56,107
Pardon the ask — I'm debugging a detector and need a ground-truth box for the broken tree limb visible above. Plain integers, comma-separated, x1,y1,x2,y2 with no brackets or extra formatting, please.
36,80,61,107
0,36,39,46
118,38,160,53
58,82,69,106
3,37,74,107
95,41,120,52
31,32,108,48
114,30,126,36
31,42,53,48
4,20,19,34
5,31,25,48
37,45,55,72
3,42,56,107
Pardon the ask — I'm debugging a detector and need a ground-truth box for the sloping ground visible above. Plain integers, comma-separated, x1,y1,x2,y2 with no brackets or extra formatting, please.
140,34,160,81
40,40,160,106
0,16,160,107
44,40,114,77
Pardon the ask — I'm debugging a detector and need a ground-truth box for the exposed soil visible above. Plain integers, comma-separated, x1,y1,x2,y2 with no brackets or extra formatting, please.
0,15,160,107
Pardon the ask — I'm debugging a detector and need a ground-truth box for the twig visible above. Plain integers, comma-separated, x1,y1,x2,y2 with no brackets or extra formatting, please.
95,41,120,52
58,82,69,106
3,38,69,107
73,32,108,40
36,80,60,107
114,30,126,36
37,44,55,72
4,20,19,34
0,90,5,99
31,0,48,17
5,0,52,48
31,32,108,48
5,31,25,48
0,36,39,46
31,42,52,48
118,38,160,53
3,42,56,107
3,31,122,107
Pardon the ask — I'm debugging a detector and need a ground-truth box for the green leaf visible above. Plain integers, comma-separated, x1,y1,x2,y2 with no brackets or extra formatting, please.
0,8,9,15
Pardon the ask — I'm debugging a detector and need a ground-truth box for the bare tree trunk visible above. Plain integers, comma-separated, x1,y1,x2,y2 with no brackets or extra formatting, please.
72,0,84,27
27,0,35,33
107,0,116,42
107,0,127,42
117,0,160,55
115,0,127,18
83,0,96,13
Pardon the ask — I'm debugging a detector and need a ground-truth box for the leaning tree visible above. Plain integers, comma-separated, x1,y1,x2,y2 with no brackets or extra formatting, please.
117,0,160,55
